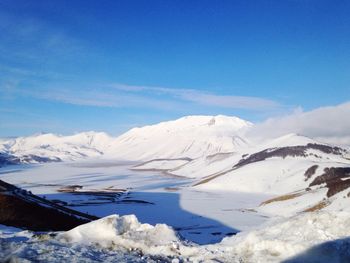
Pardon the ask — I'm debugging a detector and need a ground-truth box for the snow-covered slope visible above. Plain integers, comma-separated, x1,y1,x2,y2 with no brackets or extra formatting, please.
146,133,346,179
165,134,350,216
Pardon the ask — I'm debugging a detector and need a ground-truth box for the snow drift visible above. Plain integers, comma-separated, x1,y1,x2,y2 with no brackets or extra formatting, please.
57,214,187,256
221,211,350,262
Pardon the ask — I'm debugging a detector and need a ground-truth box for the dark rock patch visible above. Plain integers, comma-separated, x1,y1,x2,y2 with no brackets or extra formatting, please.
304,165,319,181
0,180,97,231
309,167,350,197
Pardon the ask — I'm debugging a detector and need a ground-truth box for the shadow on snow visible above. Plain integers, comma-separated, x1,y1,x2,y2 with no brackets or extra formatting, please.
44,191,238,245
283,237,350,263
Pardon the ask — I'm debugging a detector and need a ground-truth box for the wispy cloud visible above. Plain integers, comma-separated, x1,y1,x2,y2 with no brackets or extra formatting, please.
109,83,280,110
0,8,281,114
17,86,186,111
11,83,282,112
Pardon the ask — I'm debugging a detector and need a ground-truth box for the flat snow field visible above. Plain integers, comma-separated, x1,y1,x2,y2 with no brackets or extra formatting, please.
0,161,272,244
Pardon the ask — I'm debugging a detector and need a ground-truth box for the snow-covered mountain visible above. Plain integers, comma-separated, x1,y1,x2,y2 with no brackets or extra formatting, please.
106,115,251,160
0,132,114,165
0,115,252,164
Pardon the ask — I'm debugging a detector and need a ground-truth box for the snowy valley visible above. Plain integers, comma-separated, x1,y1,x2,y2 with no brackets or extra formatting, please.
1,115,350,262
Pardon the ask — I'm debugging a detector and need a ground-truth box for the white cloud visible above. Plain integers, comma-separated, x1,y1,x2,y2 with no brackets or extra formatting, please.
25,87,186,111
248,102,350,146
110,83,280,110
2,82,281,112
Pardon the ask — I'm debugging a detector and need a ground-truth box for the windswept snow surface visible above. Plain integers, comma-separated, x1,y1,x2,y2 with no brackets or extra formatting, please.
2,211,350,262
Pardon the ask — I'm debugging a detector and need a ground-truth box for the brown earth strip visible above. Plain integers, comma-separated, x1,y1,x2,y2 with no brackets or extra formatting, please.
303,200,330,212
260,192,304,206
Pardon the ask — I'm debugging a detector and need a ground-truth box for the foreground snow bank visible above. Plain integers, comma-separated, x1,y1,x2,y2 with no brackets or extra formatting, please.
3,211,350,262
57,211,350,262
218,211,350,262
59,212,350,262
57,214,192,257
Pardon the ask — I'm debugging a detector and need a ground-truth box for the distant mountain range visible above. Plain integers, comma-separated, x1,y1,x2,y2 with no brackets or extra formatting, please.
0,115,252,164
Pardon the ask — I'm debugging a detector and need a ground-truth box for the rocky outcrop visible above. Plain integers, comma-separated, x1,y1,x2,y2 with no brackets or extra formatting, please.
304,165,319,181
0,180,98,231
309,167,350,197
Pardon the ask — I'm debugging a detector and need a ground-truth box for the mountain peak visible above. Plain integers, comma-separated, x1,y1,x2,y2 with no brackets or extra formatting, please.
137,115,252,132
107,115,251,160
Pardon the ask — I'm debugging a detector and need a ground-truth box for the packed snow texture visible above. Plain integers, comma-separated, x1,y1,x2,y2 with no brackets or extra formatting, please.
2,211,350,262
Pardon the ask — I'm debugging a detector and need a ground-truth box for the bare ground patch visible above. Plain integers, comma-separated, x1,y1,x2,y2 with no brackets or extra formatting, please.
303,200,331,212
260,192,305,206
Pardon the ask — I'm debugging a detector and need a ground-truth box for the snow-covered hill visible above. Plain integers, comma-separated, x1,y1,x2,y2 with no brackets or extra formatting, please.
130,132,350,216
152,133,350,216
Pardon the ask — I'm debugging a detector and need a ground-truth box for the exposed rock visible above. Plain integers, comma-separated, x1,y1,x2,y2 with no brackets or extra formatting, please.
309,167,350,197
304,165,319,181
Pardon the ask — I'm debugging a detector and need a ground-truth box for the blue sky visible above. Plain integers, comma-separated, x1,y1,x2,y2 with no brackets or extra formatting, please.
0,0,349,136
